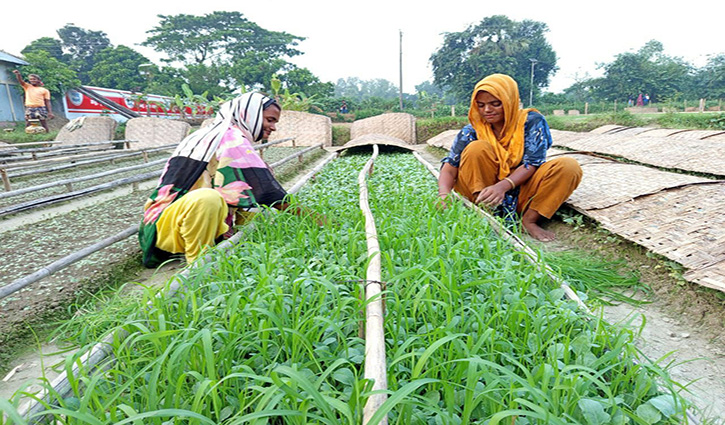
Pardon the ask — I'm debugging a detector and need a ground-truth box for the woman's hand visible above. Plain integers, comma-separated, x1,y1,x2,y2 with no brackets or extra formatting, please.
474,181,509,207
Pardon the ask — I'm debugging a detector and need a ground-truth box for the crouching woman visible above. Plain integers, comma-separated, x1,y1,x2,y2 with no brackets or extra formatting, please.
438,74,582,241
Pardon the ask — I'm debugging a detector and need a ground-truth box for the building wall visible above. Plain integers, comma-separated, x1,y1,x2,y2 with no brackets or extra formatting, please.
0,63,26,122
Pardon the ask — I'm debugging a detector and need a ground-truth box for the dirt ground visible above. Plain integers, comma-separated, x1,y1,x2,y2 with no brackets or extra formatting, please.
1,145,723,423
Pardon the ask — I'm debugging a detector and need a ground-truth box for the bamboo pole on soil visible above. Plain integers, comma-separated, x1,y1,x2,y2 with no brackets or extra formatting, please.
0,159,166,200
14,147,339,424
0,171,162,217
3,144,175,176
359,145,389,425
268,143,323,169
0,226,139,300
411,151,591,314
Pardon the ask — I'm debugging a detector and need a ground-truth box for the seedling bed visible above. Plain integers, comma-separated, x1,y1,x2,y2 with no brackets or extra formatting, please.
1,151,694,424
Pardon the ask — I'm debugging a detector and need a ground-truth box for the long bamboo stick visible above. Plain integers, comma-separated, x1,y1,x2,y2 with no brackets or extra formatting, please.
0,226,139,300
4,144,175,175
359,145,389,425
268,143,323,169
0,140,137,155
0,159,166,200
0,171,161,217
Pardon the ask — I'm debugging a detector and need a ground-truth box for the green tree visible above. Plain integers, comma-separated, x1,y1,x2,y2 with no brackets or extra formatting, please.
279,67,334,99
430,15,557,102
21,37,65,62
592,40,692,103
87,46,152,91
56,24,111,83
20,50,80,97
142,11,304,93
692,53,725,99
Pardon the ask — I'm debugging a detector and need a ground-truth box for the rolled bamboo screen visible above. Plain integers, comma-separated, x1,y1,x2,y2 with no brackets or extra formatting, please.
350,113,416,144
124,117,191,149
270,110,332,147
55,117,117,145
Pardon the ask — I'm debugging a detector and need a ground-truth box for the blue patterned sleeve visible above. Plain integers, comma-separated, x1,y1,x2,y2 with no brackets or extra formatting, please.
522,112,553,168
441,125,477,168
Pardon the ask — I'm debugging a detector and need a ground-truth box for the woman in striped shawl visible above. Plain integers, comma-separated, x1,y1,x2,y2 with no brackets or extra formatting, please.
138,92,307,267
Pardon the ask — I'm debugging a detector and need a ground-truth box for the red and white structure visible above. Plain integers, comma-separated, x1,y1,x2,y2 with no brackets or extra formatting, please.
63,86,212,122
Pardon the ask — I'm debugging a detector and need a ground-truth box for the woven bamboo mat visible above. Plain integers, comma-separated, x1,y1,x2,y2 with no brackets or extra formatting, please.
590,125,627,134
271,110,332,147
547,149,711,210
425,129,458,150
584,184,725,292
634,128,685,138
665,129,725,140
125,117,190,149
55,117,117,145
604,127,655,136
350,113,417,144
553,133,725,176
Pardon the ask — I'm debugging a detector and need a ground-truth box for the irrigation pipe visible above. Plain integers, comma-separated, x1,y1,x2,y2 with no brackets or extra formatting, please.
14,149,340,423
358,145,389,425
0,159,166,200
411,151,592,314
0,226,140,300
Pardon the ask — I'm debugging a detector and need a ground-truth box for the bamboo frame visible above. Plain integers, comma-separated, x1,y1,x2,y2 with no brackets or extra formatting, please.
0,171,161,217
359,145,389,425
0,159,166,200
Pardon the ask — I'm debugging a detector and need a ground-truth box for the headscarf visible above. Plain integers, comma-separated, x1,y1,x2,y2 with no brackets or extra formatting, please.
468,74,534,180
171,92,276,165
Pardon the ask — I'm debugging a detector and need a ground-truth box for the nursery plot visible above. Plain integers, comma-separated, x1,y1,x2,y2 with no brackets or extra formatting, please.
362,153,692,424
2,154,376,423
1,151,697,424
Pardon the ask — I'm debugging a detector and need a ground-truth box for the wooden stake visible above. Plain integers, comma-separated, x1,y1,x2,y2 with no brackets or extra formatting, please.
0,169,11,191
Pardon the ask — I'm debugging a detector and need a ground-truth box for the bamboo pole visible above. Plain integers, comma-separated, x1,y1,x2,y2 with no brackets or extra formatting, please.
0,171,161,217
0,140,137,154
359,145,389,425
16,146,338,424
411,151,591,314
0,159,166,200
268,143,323,169
5,145,175,178
0,226,139,300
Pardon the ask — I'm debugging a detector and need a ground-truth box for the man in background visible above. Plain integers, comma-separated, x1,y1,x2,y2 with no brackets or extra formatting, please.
12,70,54,132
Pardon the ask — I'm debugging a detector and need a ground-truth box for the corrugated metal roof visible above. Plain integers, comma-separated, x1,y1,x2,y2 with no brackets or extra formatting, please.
0,50,29,65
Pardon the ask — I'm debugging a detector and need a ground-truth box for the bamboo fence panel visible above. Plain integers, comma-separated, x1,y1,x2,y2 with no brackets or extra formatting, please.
589,125,627,134
124,117,191,149
584,184,725,293
351,113,416,144
54,117,117,144
270,110,332,147
358,144,388,425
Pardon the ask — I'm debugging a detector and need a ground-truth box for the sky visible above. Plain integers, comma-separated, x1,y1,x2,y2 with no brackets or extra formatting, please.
2,0,723,94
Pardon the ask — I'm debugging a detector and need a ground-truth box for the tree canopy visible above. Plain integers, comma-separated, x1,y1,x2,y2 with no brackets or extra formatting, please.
430,15,557,103
19,51,80,97
591,40,691,103
141,11,305,93
86,46,153,92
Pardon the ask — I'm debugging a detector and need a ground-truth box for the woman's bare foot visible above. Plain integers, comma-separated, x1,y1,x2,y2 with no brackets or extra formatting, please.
522,208,556,242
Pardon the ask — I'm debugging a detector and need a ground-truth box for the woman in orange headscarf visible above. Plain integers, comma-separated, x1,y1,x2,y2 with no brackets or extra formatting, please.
438,74,582,241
